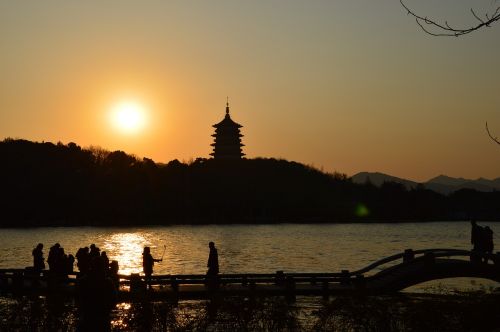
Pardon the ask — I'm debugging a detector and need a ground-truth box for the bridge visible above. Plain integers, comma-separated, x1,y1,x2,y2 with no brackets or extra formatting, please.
0,249,499,301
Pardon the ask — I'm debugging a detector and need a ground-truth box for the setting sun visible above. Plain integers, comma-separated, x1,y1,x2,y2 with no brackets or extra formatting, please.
110,101,148,134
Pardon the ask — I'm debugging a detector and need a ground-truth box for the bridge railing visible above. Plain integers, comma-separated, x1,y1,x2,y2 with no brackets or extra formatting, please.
0,249,497,290
347,249,473,276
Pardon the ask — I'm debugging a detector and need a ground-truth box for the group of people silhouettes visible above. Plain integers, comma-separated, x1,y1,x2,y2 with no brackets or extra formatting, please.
32,242,115,280
75,244,113,277
32,243,76,278
31,241,218,331
32,241,219,281
470,221,495,263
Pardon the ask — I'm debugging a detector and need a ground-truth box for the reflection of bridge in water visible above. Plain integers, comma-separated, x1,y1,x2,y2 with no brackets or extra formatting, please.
1,249,499,301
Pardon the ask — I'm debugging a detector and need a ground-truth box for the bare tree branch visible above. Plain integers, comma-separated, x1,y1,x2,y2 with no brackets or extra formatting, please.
471,9,485,24
400,0,500,36
486,122,500,145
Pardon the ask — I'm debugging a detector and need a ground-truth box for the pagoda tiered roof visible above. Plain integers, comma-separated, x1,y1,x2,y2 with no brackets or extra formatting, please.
210,101,245,159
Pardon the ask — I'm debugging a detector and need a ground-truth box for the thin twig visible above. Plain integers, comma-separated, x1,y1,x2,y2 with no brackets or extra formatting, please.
400,0,500,36
471,9,485,24
486,122,500,145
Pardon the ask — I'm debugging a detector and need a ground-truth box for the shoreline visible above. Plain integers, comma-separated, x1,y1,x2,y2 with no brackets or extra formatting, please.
1,219,500,229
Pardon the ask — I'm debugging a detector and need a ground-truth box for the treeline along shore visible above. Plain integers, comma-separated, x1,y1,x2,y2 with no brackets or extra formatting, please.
1,138,499,227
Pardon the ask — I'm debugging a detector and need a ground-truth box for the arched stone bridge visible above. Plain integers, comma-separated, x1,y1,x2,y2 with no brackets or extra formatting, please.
347,249,500,293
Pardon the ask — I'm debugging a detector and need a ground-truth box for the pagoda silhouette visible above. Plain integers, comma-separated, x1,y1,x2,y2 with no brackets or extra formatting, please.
210,100,245,159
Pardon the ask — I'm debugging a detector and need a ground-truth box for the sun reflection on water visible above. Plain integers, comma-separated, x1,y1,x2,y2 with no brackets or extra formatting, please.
103,233,147,275
111,302,132,329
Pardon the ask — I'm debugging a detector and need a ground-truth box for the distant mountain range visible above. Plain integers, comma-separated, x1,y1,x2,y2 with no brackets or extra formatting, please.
351,172,500,195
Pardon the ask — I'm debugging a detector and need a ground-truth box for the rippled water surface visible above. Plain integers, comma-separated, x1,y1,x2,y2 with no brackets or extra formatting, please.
1,221,499,331
1,222,497,280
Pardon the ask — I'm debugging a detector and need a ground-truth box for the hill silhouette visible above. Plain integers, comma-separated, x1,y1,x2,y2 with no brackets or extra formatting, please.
352,172,500,195
1,138,499,227
351,172,419,190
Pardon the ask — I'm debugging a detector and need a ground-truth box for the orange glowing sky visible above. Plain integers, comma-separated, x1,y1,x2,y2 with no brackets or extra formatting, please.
1,1,499,182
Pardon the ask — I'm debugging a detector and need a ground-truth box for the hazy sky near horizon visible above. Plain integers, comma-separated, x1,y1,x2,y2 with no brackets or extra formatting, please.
1,0,499,182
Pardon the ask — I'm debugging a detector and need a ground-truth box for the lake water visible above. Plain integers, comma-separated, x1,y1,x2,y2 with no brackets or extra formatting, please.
1,221,498,291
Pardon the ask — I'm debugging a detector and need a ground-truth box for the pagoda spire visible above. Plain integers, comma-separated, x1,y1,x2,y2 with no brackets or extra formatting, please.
210,99,245,159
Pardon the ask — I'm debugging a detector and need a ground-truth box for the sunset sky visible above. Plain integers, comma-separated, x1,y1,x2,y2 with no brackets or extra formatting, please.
1,0,499,182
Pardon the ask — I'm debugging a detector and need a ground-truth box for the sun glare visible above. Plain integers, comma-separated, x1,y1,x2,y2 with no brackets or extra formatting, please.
110,101,148,133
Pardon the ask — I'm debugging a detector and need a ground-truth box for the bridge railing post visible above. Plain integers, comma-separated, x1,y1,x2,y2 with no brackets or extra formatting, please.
470,250,482,264
403,249,415,263
249,280,256,303
0,272,7,289
322,281,329,301
275,271,285,286
170,277,179,305
354,274,366,290
130,273,146,294
340,270,350,285
170,276,179,292
285,276,296,303
12,271,23,292
310,276,317,285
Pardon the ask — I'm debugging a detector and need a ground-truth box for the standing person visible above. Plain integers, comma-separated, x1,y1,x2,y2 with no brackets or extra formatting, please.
67,254,75,274
206,242,219,290
471,220,483,251
47,243,61,272
142,247,162,288
32,243,45,272
483,226,494,263
57,247,68,277
207,242,219,276
76,247,90,276
101,251,110,274
89,244,100,259
76,256,117,331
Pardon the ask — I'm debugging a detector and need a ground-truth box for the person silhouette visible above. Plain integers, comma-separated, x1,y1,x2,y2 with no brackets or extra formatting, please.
101,251,110,274
483,226,494,263
471,220,482,251
207,241,219,276
142,246,162,288
67,254,75,274
76,247,90,276
109,260,120,289
206,242,219,289
89,244,100,259
32,243,45,273
47,243,61,272
470,220,485,263
76,257,117,331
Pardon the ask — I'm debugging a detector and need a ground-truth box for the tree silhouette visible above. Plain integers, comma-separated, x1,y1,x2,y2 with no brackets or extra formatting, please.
486,122,500,146
1,138,499,226
400,0,500,36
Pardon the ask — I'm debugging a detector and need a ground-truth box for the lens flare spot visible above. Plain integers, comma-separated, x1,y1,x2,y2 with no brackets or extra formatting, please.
355,203,370,217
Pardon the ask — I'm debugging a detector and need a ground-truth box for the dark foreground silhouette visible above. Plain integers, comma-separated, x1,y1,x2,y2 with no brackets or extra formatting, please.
471,221,495,263
76,257,116,331
1,138,500,227
142,246,162,288
1,292,500,331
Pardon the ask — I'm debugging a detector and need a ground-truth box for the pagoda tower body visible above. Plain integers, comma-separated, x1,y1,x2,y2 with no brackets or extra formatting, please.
210,102,245,159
